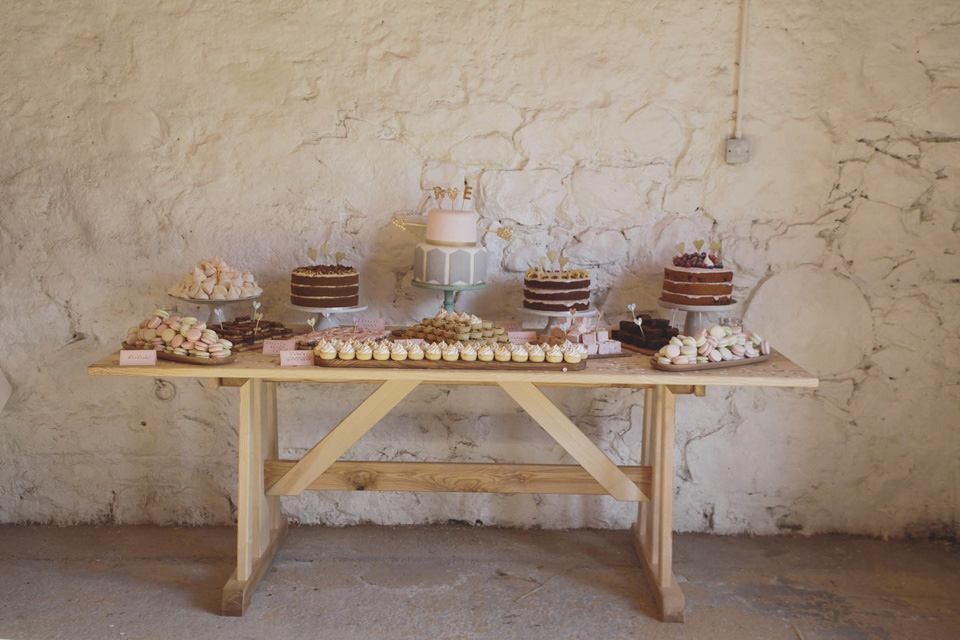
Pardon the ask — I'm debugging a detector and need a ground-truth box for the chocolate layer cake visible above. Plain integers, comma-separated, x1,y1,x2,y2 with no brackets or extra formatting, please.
523,269,591,312
290,264,360,308
612,315,679,352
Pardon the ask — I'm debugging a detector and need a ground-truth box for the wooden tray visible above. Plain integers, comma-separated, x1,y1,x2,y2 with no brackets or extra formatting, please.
649,353,770,372
122,345,237,366
158,351,238,365
315,357,585,371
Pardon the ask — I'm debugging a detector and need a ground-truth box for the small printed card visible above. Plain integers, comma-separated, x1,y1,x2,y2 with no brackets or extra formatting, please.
262,339,297,355
498,320,523,332
355,317,385,331
507,330,539,344
280,350,315,366
120,350,157,366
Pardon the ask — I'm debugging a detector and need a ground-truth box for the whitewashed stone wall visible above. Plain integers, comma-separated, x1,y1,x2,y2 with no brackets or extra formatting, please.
1,0,957,538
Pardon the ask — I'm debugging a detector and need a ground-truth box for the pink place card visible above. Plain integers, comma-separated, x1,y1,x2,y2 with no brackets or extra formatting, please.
280,350,315,366
355,317,385,331
498,320,523,332
120,350,157,366
262,339,296,355
507,330,539,344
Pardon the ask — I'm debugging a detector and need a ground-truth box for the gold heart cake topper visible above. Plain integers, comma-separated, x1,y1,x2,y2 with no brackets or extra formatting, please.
307,248,318,262
446,188,459,204
320,243,332,255
558,256,570,268
307,317,316,328
335,251,346,264
674,242,685,254
496,227,513,241
546,250,558,265
693,240,704,251
391,216,407,231
710,241,722,253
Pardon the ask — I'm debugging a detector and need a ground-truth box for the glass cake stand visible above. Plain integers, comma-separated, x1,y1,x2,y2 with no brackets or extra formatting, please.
658,299,738,336
518,307,599,332
289,303,368,329
412,281,487,313
168,293,262,325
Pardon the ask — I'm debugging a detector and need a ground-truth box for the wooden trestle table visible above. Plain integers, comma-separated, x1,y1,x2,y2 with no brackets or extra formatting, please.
88,350,817,622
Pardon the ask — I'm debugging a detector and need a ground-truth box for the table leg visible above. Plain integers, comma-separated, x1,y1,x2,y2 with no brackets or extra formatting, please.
631,385,684,622
221,378,288,616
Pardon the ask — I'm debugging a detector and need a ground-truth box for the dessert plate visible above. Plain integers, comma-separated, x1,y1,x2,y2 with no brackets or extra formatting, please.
649,353,770,372
315,358,585,372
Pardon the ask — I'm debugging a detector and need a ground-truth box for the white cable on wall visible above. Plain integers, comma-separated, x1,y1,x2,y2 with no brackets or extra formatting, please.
733,0,750,139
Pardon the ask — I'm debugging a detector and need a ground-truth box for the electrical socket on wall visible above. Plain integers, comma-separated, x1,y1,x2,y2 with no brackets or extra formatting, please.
725,137,751,164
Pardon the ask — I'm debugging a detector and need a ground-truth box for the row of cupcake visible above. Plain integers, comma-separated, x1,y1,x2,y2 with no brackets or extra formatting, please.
312,338,588,364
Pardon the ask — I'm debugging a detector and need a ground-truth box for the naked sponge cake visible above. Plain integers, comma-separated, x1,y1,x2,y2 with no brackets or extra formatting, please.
660,250,733,306
290,264,360,308
523,267,591,312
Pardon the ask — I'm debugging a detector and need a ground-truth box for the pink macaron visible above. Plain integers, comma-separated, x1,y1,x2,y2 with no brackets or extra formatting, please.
171,334,184,348
731,344,746,357
665,344,681,358
147,316,162,329
708,349,722,362
185,328,202,342
760,340,771,355
698,342,713,356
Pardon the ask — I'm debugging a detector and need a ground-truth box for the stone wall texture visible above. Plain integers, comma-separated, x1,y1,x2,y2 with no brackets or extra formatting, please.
1,0,958,538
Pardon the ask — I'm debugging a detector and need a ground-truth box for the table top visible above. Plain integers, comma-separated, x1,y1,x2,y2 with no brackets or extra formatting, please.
88,350,818,389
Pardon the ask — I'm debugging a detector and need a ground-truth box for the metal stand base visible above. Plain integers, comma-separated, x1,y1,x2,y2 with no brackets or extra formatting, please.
412,281,487,313
657,300,738,335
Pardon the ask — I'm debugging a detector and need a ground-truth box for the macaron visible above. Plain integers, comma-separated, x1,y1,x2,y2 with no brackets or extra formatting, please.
680,345,697,357
146,316,162,329
698,342,713,356
152,309,169,319
161,328,176,343
731,344,746,357
708,349,722,362
185,328,202,342
143,328,157,341
718,346,733,361
665,344,681,358
708,325,725,339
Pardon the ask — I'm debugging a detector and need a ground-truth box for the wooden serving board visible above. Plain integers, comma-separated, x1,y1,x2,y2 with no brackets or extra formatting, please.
588,351,633,360
620,342,659,356
157,351,238,365
649,353,770,372
315,357,586,371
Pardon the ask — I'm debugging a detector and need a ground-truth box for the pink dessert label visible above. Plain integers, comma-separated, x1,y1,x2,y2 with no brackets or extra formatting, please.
507,330,539,344
355,317,385,331
262,339,296,355
280,350,315,366
120,350,157,366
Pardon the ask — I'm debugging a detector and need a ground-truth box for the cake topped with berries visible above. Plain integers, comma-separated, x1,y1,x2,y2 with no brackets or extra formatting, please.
660,243,734,306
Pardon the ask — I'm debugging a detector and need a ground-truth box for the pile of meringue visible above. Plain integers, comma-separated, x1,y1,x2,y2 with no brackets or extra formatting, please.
314,338,588,364
167,258,263,300
123,309,234,359
654,324,770,366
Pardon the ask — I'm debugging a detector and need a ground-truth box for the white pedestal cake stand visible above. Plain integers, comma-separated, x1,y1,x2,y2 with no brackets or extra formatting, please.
658,299,738,336
290,303,368,330
168,293,262,325
518,307,598,332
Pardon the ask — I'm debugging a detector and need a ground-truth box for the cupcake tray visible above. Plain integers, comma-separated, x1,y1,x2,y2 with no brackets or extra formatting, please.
649,353,770,372
314,358,586,372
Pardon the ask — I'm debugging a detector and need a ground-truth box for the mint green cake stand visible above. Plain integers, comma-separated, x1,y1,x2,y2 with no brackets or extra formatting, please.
412,281,487,313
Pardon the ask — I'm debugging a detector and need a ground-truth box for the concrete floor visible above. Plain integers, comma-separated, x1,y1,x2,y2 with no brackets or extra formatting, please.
0,525,957,640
